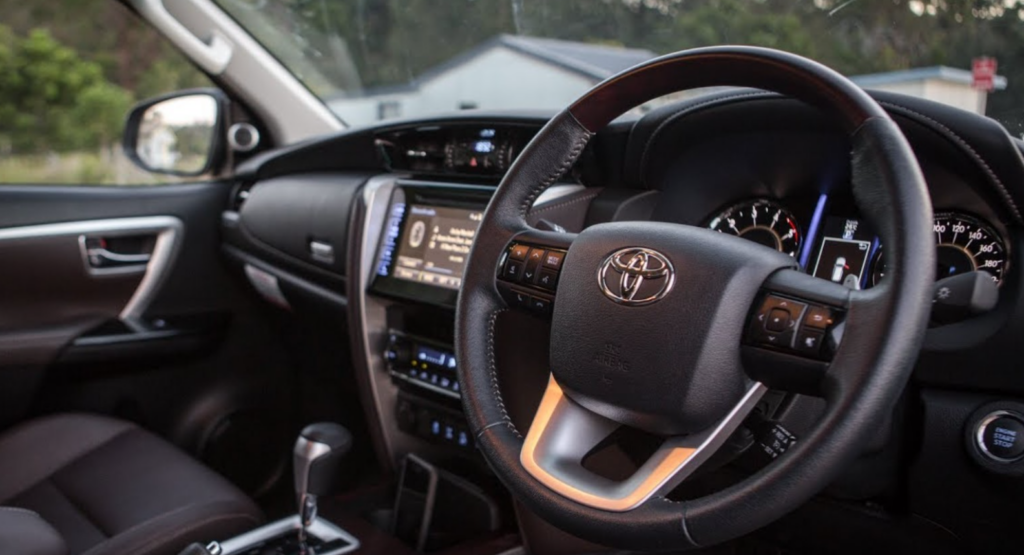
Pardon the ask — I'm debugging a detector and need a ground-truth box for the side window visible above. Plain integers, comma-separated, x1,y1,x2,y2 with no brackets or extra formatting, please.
0,2,214,185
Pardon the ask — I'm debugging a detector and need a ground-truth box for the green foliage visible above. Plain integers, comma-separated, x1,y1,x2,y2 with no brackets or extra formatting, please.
0,0,213,165
0,25,132,154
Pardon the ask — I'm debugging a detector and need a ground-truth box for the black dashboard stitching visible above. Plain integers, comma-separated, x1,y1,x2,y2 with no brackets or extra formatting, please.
877,101,1024,224
639,90,779,189
520,131,593,218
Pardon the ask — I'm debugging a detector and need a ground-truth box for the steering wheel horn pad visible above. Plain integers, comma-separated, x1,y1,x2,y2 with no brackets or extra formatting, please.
455,46,935,550
551,221,795,436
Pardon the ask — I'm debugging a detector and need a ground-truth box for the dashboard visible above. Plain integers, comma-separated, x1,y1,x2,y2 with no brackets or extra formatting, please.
222,89,1024,553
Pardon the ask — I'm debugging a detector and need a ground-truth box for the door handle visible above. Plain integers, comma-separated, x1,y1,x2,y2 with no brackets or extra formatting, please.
79,236,154,274
87,247,152,266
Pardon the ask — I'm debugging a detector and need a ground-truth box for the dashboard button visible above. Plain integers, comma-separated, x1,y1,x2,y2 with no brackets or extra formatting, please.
538,269,559,291
509,244,530,260
765,308,790,332
803,305,834,330
794,329,824,357
503,259,523,281
977,412,1024,462
542,250,565,270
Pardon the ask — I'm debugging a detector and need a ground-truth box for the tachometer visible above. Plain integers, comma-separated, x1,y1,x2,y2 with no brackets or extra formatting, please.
707,199,802,258
871,212,1008,286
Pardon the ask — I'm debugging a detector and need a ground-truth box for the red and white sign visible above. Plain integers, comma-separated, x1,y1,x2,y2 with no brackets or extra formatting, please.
972,57,998,91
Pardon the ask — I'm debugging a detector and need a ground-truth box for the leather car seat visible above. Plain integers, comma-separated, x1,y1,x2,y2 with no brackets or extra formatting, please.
0,414,263,555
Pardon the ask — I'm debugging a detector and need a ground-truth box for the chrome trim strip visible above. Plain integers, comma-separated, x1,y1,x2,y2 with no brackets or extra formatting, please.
521,377,767,512
118,217,184,321
975,410,1024,463
356,175,402,464
392,180,584,207
0,216,183,322
219,516,359,555
534,184,586,206
293,437,332,520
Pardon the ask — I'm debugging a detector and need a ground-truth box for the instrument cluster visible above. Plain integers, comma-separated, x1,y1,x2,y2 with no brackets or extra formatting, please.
705,198,1010,289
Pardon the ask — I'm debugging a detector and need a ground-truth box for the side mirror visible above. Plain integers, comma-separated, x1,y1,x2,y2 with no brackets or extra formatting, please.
123,89,226,177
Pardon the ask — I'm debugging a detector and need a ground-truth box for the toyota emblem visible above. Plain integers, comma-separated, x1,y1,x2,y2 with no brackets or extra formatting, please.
597,247,675,306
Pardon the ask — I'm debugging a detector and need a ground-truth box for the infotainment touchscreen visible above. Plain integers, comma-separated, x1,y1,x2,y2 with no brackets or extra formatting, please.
381,204,483,290
371,183,492,309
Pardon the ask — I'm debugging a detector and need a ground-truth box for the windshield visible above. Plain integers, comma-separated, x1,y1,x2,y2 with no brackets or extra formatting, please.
214,0,1023,134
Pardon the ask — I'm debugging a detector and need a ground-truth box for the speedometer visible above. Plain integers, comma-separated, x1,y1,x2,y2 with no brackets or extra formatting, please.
707,199,802,258
871,212,1009,286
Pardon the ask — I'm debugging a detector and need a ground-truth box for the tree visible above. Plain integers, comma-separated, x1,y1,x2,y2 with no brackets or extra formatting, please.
0,25,132,154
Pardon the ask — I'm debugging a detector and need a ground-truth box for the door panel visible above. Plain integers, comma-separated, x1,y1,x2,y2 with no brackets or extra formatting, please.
0,216,181,331
0,182,301,498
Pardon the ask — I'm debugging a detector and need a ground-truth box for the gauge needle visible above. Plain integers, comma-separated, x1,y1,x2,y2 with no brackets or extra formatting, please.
727,218,740,234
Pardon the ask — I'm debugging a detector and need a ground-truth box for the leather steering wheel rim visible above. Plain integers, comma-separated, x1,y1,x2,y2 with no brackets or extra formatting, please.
455,46,935,551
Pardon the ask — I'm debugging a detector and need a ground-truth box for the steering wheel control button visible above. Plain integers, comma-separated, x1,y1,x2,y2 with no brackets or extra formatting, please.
527,247,546,265
513,290,531,308
529,296,551,315
503,259,523,281
538,269,559,291
542,250,565,270
803,305,833,330
509,243,530,260
976,411,1024,463
498,243,567,312
765,308,790,332
794,329,824,357
523,248,545,282
749,295,806,349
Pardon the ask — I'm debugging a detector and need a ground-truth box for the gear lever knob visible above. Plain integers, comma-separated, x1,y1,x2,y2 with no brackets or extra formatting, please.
294,423,352,535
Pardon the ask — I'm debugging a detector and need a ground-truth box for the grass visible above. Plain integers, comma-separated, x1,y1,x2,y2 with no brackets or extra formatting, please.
0,148,205,186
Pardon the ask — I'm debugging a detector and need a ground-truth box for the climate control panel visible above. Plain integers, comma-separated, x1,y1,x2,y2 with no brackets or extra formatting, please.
385,332,461,398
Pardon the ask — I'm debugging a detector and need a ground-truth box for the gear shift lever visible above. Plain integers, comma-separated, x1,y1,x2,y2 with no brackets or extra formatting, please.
294,423,352,544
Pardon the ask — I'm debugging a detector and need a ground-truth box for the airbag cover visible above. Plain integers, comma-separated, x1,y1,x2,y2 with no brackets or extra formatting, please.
550,221,795,435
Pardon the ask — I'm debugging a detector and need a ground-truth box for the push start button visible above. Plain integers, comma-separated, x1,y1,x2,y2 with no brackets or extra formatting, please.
976,411,1024,463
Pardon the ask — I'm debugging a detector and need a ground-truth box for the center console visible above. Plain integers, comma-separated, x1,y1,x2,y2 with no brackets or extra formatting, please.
344,170,584,553
365,181,492,457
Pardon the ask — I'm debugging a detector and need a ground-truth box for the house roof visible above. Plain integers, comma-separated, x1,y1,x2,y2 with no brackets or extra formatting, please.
496,35,657,80
412,34,656,86
331,35,657,100
852,66,1007,90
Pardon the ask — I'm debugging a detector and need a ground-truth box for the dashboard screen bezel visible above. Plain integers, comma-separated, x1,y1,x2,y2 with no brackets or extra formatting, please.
369,181,493,308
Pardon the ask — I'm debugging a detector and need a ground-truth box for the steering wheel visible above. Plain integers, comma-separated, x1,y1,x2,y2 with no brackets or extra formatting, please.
455,46,935,551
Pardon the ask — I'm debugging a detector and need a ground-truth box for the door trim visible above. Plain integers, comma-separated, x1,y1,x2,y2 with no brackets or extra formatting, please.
0,216,185,321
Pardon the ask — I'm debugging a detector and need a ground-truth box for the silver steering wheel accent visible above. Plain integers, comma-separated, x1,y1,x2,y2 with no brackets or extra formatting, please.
521,375,768,511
